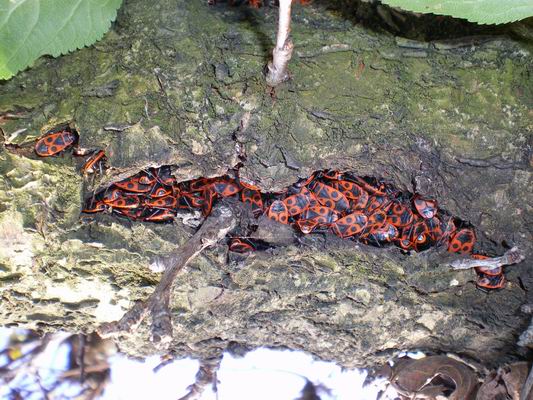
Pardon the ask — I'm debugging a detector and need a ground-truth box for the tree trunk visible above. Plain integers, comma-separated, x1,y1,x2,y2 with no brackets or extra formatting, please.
0,0,531,370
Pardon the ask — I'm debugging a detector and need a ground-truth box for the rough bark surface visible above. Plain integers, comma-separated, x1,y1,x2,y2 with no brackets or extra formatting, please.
0,0,531,370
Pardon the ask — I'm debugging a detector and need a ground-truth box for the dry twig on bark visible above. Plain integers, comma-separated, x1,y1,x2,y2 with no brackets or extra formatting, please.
266,0,294,87
449,246,524,272
177,356,222,400
98,201,238,344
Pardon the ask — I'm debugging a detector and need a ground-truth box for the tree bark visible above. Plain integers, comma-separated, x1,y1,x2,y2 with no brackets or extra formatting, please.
0,0,531,370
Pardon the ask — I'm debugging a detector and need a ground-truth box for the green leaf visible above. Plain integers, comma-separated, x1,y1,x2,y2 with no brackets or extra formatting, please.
380,0,533,24
0,0,123,80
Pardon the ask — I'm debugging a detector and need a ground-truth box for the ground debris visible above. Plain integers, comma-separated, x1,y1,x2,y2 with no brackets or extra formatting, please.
477,362,532,400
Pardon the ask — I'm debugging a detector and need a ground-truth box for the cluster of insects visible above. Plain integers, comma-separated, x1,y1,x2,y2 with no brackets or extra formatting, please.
34,126,505,290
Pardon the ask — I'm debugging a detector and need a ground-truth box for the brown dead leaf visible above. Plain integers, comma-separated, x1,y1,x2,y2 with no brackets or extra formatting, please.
476,362,532,400
389,355,479,400
500,362,529,399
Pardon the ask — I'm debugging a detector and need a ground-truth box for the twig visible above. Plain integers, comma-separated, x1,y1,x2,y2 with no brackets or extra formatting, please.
98,201,238,344
177,356,222,400
78,334,86,383
266,0,293,87
449,246,524,271
36,373,51,400
87,378,108,400
455,155,524,170
60,363,110,379
153,354,175,373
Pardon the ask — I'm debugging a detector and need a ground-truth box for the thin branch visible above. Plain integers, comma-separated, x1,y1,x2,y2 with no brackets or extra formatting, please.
449,246,524,271
177,356,222,400
35,373,51,400
78,334,86,383
98,201,238,344
87,378,108,400
153,355,175,373
266,0,294,87
59,363,110,379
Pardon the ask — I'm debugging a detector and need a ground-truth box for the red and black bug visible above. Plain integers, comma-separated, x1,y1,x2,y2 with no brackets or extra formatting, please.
150,183,172,198
309,181,350,213
437,215,456,245
114,207,144,221
283,192,310,216
189,177,215,192
360,210,387,240
138,170,157,185
476,273,505,290
237,178,260,191
296,206,339,234
387,201,414,228
300,187,319,208
477,265,503,276
425,217,444,242
331,212,368,238
81,150,106,174
330,180,364,199
144,209,175,223
365,195,391,215
178,191,205,209
35,128,78,157
106,195,141,209
396,231,414,251
299,206,338,225
413,195,438,219
211,178,241,197
229,238,255,253
409,220,435,252
366,210,387,228
202,186,217,216
145,195,178,209
447,228,476,254
348,195,368,211
319,169,344,180
296,219,318,234
267,200,289,224
102,187,124,204
293,174,315,191
115,177,152,193
412,232,430,252
241,188,264,216
352,176,386,196
82,199,106,213
364,223,399,244
331,180,369,210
